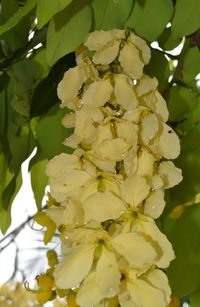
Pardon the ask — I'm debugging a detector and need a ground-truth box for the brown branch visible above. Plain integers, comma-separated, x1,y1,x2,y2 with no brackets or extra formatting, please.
0,212,37,252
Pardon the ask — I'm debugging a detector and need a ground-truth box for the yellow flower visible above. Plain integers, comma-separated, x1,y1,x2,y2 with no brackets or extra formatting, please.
34,212,56,245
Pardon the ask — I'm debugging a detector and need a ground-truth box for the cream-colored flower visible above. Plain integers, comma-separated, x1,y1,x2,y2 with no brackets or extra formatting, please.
120,215,175,268
159,124,181,159
82,78,113,108
61,112,75,128
119,43,144,80
140,113,160,145
122,175,150,207
92,123,131,161
158,161,183,188
46,153,93,202
143,189,166,219
136,75,169,122
54,244,95,289
82,190,125,223
74,108,97,144
46,198,83,227
118,32,151,80
85,29,125,65
136,75,158,97
136,147,155,179
119,268,171,307
114,74,138,110
57,66,86,109
128,32,151,65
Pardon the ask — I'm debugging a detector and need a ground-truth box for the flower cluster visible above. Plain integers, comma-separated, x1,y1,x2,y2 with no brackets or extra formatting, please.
35,29,182,306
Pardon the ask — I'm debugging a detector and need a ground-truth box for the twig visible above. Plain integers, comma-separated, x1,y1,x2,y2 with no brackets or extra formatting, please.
0,213,37,252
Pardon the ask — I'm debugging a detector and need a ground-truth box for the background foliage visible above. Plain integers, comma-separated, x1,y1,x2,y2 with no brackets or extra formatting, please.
0,0,200,304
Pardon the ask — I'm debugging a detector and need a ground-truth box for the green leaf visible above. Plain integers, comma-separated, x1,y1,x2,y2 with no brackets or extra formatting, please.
0,0,33,51
9,124,36,173
144,49,170,93
46,0,92,66
169,125,200,205
167,204,200,296
8,59,37,118
168,86,198,122
125,0,174,41
37,0,73,29
32,48,50,81
30,52,75,117
182,46,200,83
190,290,200,307
0,152,22,233
171,0,200,38
30,158,48,209
36,104,73,160
92,0,134,30
2,172,22,211
0,0,37,37
177,97,200,133
158,27,182,51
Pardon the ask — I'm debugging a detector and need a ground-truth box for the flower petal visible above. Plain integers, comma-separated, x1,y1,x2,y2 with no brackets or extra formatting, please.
136,148,155,178
93,138,130,161
82,79,113,107
119,43,144,79
159,124,180,159
57,66,85,107
158,161,183,189
84,30,114,51
96,248,121,297
134,220,175,268
128,32,151,64
144,269,171,303
54,245,94,289
114,74,138,110
122,175,150,206
74,108,96,143
83,191,124,222
61,112,75,128
136,75,158,97
111,232,157,267
144,189,166,219
128,276,167,307
141,113,160,144
76,272,103,306
93,40,120,65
